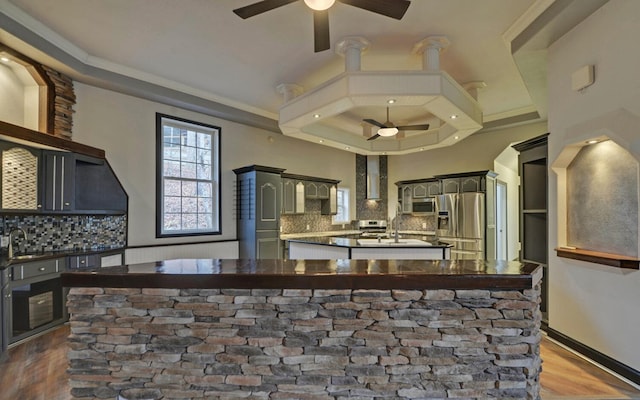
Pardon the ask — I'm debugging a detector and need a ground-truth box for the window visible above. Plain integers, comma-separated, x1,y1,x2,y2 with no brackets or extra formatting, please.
156,114,220,237
333,187,350,224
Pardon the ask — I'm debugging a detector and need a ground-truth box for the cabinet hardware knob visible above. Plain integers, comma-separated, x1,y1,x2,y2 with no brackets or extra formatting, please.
37,204,42,208
38,267,46,271
80,260,85,264
64,202,70,206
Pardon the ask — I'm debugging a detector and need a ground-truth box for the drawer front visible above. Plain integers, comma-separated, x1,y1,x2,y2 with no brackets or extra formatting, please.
12,259,61,281
68,255,100,269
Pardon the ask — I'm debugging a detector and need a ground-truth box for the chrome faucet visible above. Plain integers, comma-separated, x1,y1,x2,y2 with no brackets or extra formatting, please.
8,227,27,259
394,203,402,243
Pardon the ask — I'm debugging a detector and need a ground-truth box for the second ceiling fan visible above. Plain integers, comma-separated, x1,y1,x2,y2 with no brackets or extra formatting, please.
364,107,430,141
233,0,411,52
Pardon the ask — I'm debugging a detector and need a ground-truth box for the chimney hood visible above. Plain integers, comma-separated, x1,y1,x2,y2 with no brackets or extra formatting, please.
366,155,380,200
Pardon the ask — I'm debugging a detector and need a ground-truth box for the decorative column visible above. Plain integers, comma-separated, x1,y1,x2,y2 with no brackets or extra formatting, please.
335,36,370,72
463,81,487,100
413,36,450,71
276,83,303,103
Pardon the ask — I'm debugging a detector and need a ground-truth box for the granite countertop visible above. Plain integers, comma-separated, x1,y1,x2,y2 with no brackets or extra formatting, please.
0,247,125,269
280,230,437,239
286,236,451,248
61,258,542,291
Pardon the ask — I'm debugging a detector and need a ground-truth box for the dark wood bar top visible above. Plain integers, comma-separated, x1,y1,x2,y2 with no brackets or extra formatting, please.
61,259,542,290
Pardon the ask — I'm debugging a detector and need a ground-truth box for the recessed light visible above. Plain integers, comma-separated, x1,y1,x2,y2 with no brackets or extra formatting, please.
313,113,321,119
450,114,458,119
419,148,424,151
345,146,350,150
586,139,599,144
319,139,324,143
0,57,9,63
387,99,396,104
454,136,459,140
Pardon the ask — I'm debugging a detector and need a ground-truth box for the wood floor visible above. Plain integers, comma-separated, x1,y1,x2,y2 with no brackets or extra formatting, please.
1,324,638,400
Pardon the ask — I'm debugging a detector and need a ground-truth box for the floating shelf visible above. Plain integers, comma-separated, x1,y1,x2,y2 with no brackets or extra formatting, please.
555,247,640,270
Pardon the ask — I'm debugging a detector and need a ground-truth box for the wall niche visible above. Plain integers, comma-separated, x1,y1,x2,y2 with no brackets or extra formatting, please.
0,43,75,139
552,108,640,268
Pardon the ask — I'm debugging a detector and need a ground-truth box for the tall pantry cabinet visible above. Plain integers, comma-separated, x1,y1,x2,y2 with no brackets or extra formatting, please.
513,133,549,323
234,165,284,259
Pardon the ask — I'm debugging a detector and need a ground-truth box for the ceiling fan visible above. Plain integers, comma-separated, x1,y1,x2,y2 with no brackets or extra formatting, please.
233,0,411,52
364,107,430,141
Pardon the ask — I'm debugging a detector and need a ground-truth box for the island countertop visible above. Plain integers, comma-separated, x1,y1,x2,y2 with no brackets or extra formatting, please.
61,258,541,290
285,236,450,248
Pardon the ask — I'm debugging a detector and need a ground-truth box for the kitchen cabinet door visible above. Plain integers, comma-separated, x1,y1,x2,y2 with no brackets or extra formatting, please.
256,230,280,259
441,178,460,194
413,184,428,198
43,151,75,211
1,268,9,361
256,172,281,231
401,186,412,214
320,185,338,215
317,183,330,199
282,179,296,214
461,175,484,192
427,180,441,196
0,142,42,211
305,182,318,198
295,182,305,213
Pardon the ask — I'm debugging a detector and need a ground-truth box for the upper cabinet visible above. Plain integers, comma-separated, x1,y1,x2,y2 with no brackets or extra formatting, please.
435,171,496,194
281,173,340,215
43,151,75,211
282,178,306,215
0,138,127,215
0,142,42,211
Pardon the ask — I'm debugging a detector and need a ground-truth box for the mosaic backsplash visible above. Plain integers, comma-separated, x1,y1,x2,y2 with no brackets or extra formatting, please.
280,199,357,234
2,214,127,254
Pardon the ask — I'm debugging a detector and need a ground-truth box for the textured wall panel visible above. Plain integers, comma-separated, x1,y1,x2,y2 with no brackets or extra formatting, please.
567,141,638,257
2,147,38,209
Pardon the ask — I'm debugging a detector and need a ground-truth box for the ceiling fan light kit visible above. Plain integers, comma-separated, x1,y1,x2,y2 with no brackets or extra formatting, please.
304,0,335,11
377,127,398,137
233,0,410,52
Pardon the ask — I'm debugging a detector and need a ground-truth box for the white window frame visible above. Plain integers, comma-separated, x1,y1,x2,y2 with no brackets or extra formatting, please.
332,187,350,224
156,114,221,237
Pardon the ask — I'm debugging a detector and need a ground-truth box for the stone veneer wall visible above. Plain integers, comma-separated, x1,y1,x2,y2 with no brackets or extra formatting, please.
67,287,541,400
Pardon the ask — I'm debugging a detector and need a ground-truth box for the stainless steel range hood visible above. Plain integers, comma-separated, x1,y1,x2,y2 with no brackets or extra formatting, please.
366,155,380,200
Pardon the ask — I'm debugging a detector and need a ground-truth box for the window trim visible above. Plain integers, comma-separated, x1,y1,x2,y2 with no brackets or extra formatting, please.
156,113,222,238
332,187,350,225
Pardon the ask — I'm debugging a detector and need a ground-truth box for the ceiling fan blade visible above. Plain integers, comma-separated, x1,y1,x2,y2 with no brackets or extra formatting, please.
233,0,298,19
367,133,381,141
338,0,410,20
313,10,331,52
363,118,386,128
396,124,430,131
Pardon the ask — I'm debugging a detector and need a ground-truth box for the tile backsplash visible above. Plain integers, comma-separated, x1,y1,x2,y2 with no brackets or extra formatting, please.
1,214,127,254
280,199,356,234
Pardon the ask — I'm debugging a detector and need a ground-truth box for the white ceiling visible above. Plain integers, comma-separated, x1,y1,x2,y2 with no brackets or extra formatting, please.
0,0,608,152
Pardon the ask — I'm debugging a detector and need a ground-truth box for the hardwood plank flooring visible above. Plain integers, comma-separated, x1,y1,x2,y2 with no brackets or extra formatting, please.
0,325,638,400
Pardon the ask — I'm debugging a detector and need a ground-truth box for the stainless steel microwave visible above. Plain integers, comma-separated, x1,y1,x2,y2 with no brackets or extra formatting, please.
412,197,435,215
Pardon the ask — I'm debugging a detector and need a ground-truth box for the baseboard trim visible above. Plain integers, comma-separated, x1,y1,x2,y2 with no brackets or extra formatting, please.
546,327,640,385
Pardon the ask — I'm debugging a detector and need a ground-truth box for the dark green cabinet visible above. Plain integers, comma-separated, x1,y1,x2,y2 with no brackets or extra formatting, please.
234,165,284,259
43,151,75,211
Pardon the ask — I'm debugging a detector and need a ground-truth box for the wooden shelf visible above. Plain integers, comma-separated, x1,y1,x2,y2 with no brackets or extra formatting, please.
523,209,547,214
555,247,640,270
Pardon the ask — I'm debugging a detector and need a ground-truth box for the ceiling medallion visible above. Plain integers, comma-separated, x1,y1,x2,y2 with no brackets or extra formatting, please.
277,36,484,155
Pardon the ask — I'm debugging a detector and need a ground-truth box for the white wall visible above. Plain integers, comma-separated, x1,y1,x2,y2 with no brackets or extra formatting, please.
0,63,25,127
494,149,520,261
547,0,640,370
72,83,357,250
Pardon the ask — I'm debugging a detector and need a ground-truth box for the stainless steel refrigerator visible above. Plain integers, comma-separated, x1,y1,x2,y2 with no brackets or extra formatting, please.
435,193,486,260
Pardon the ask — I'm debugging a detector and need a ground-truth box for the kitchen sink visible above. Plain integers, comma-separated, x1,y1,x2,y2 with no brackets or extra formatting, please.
357,238,432,246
